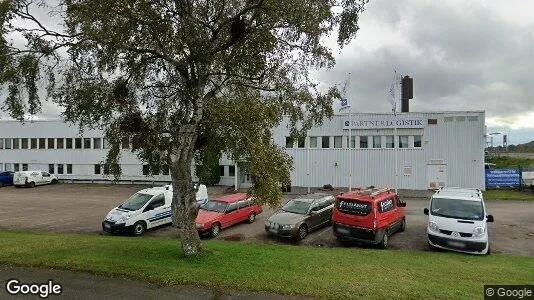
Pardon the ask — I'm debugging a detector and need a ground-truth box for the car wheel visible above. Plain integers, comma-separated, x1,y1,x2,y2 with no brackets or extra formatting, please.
132,221,146,236
297,224,308,240
0,182,4,187
379,231,389,249
399,218,406,232
29,182,36,188
247,212,256,223
210,223,221,237
51,179,58,184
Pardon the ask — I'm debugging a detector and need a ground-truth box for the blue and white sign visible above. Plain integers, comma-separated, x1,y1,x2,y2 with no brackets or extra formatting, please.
339,98,351,111
485,169,521,188
342,117,425,129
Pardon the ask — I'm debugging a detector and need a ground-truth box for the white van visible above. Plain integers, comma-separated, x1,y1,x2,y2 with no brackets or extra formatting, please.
13,171,58,188
424,187,494,255
102,184,208,236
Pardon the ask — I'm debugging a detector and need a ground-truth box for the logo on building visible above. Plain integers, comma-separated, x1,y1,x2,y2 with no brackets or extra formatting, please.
342,117,425,129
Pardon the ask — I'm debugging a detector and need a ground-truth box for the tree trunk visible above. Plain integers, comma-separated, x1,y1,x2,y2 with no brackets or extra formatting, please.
170,125,203,256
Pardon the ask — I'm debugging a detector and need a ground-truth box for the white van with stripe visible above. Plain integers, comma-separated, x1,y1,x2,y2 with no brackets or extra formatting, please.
102,184,208,236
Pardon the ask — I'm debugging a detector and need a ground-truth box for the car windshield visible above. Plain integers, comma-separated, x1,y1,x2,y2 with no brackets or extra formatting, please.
430,197,484,221
201,200,227,213
119,193,153,211
281,200,311,215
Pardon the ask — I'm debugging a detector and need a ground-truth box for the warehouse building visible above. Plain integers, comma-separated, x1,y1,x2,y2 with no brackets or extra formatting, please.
0,110,485,190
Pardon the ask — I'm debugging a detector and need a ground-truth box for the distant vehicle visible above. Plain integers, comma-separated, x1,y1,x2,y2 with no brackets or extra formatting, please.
13,171,58,188
196,193,262,237
0,171,14,187
424,187,493,255
102,184,208,236
332,188,406,249
265,193,335,240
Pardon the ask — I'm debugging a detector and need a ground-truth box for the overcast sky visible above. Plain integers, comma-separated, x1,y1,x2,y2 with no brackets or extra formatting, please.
317,0,534,145
5,0,534,145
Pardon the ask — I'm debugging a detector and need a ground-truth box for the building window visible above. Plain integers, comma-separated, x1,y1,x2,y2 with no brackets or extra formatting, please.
414,135,422,148
386,136,394,148
22,163,28,171
47,138,55,149
321,136,330,148
57,164,64,174
75,138,82,149
31,138,37,149
229,165,236,177
297,137,305,148
56,138,64,149
93,138,102,149
12,138,19,149
346,135,356,148
67,164,72,174
285,137,293,148
428,118,438,125
334,136,342,148
14,164,20,171
66,138,73,149
49,164,55,174
399,136,409,148
94,164,101,174
39,138,46,149
360,136,368,149
219,165,225,176
142,165,150,175
83,138,91,149
5,163,13,171
5,138,12,149
0,138,3,149
22,138,29,149
373,136,382,148
310,137,318,148
121,137,130,149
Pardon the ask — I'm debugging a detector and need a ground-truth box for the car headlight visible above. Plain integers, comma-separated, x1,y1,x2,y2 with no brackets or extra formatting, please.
473,226,485,237
117,214,131,223
281,224,294,230
428,221,439,233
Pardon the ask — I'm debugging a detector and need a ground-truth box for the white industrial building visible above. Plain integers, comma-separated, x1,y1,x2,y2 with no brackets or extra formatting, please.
0,110,486,190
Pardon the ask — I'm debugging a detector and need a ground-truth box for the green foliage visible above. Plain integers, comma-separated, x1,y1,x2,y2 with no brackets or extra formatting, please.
484,190,534,201
486,156,534,168
195,147,222,186
2,0,370,207
1,230,533,299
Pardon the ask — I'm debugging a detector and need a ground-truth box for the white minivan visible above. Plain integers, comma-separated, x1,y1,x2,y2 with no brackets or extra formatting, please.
13,171,58,188
424,187,494,255
102,184,208,236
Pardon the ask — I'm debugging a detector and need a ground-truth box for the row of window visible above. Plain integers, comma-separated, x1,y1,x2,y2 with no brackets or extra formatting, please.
286,135,423,149
0,137,134,150
2,163,73,174
219,165,236,177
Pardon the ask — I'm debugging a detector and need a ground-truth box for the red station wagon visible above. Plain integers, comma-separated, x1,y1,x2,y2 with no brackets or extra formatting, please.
332,188,406,249
196,193,263,237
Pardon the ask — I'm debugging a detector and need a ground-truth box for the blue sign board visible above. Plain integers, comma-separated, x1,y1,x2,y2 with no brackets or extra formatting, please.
485,169,521,188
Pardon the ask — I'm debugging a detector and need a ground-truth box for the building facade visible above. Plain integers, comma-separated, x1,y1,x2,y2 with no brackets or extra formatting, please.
0,110,486,190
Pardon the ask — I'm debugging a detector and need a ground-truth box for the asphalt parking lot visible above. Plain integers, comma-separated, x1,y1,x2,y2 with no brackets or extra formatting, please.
1,184,533,256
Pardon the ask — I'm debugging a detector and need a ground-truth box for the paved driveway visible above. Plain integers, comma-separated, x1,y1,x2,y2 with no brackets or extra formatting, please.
0,184,533,256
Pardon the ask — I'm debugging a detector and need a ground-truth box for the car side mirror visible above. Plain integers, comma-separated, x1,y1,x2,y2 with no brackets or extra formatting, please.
398,202,406,207
486,215,494,223
423,208,429,215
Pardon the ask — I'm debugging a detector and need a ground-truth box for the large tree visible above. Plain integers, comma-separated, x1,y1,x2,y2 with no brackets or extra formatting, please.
1,0,369,256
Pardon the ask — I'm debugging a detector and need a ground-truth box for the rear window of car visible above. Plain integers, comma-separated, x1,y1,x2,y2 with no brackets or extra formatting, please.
336,199,372,216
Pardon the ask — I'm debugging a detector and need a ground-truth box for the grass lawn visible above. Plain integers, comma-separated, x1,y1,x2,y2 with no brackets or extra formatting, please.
1,231,533,299
486,156,534,168
484,189,534,201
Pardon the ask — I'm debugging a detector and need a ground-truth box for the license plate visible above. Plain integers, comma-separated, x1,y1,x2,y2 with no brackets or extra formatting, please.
447,241,465,248
104,223,111,229
337,228,349,234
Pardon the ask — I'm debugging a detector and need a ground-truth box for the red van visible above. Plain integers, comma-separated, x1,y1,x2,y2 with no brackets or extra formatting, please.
332,188,406,249
196,193,262,237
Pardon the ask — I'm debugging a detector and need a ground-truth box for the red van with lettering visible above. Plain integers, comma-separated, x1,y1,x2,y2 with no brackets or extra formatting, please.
332,188,406,249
